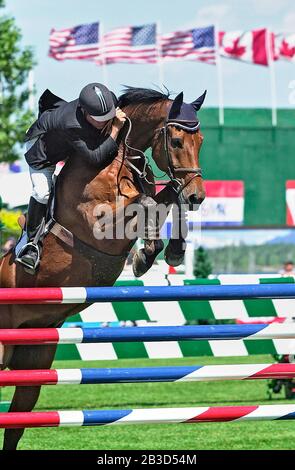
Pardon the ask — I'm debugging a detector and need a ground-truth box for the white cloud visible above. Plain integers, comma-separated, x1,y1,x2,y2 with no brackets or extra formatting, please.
281,12,295,32
182,1,295,33
251,0,291,15
183,4,233,30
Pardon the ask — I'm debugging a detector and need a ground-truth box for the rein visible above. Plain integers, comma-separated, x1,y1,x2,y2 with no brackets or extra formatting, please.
123,117,153,184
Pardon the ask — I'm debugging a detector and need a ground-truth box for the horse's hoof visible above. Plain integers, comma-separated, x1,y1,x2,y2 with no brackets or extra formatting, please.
144,239,163,256
132,249,152,277
164,245,185,267
132,240,164,277
144,240,155,256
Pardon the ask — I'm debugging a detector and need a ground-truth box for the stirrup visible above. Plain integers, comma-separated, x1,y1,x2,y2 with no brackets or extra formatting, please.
15,242,41,274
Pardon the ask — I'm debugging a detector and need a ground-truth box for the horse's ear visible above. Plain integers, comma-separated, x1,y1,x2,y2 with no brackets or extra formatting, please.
168,92,184,120
191,90,207,111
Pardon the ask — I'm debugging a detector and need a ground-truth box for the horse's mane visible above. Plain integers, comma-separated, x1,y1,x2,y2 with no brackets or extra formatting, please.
118,86,171,108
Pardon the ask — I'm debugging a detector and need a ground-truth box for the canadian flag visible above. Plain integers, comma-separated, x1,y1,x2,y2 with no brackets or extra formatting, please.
275,33,295,61
219,28,273,66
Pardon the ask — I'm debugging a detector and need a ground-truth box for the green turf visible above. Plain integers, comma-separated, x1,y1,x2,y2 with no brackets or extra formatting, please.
1,355,295,450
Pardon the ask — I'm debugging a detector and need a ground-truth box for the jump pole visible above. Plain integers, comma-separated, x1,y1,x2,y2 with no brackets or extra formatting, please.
1,404,295,428
1,363,295,386
2,283,295,304
0,323,295,345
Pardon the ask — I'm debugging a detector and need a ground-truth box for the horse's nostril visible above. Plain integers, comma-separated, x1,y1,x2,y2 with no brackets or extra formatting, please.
188,194,197,205
188,194,204,205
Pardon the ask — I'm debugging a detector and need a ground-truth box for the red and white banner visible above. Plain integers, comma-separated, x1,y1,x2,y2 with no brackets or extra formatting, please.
219,29,270,66
158,181,244,231
200,181,244,226
286,181,295,225
275,34,295,61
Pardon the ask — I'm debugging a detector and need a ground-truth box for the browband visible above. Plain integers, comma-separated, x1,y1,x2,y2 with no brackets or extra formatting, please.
166,121,201,132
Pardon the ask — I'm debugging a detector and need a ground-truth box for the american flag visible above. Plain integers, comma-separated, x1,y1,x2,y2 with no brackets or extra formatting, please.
96,24,157,65
49,22,99,61
160,25,216,64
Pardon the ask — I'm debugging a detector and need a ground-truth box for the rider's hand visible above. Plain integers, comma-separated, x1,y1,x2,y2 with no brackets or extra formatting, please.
112,108,127,131
110,108,127,141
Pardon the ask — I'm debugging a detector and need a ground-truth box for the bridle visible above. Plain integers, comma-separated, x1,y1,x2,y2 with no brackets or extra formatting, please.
158,120,202,196
123,117,203,198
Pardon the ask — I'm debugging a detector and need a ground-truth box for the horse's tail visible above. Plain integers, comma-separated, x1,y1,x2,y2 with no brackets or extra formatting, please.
0,250,14,287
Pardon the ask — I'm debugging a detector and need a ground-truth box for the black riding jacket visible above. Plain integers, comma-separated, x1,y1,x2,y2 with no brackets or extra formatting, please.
25,89,119,170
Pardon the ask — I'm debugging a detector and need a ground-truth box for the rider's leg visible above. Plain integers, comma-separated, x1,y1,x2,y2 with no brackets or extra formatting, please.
16,165,55,269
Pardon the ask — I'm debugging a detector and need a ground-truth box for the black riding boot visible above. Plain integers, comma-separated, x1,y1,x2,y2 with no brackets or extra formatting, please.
16,197,47,271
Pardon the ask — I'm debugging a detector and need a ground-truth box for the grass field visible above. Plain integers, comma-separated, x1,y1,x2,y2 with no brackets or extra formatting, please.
1,354,295,450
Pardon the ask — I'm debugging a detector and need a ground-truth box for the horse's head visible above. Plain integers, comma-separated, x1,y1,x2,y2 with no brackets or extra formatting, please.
152,91,206,210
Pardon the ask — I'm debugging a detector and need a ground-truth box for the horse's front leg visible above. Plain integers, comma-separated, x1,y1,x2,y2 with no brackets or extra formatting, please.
153,185,188,268
132,186,188,276
164,200,188,267
132,194,165,277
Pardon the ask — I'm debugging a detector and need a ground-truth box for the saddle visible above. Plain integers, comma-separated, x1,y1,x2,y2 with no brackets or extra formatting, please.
15,172,74,274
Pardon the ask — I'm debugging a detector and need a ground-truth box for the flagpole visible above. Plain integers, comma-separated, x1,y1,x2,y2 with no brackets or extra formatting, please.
156,21,164,89
214,24,224,126
28,69,35,113
100,23,109,88
266,29,277,127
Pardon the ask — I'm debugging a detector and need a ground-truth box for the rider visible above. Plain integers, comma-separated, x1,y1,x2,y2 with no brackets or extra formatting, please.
16,82,126,271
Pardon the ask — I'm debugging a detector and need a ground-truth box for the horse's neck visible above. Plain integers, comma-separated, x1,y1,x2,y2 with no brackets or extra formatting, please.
126,103,166,152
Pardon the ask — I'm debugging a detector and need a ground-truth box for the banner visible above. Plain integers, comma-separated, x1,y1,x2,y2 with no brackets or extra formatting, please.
286,181,295,225
200,180,244,226
158,180,244,237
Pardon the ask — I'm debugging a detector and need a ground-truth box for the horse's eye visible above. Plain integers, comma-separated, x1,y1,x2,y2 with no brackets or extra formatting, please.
171,138,183,149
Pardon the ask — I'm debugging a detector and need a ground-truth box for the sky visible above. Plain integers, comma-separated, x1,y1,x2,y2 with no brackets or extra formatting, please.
3,0,295,108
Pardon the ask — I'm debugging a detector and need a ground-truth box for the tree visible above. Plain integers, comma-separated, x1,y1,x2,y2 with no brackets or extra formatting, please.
193,246,212,278
0,195,4,230
0,0,35,163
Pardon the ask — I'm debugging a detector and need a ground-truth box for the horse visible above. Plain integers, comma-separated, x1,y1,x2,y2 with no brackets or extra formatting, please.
0,86,206,449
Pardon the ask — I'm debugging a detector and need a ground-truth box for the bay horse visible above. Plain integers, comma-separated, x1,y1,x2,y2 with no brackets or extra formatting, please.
0,87,206,449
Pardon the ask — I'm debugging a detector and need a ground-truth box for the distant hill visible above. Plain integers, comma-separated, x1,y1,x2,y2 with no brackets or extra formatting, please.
267,231,295,245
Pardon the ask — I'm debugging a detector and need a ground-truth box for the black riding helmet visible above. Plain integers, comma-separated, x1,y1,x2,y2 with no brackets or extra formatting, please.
79,83,118,122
